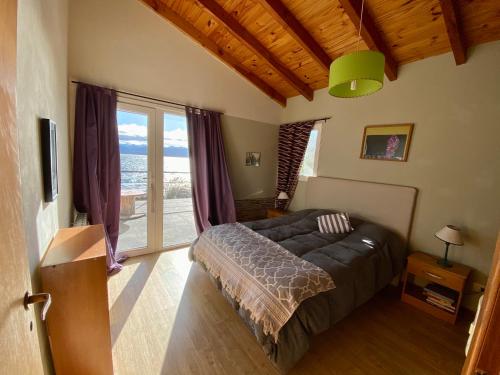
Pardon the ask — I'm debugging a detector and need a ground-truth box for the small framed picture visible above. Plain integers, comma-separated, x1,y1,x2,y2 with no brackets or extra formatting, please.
245,152,261,167
360,124,414,162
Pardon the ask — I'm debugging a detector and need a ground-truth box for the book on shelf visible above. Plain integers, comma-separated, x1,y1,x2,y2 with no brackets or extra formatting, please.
423,283,458,302
426,295,454,307
423,283,458,313
424,292,455,304
426,299,456,313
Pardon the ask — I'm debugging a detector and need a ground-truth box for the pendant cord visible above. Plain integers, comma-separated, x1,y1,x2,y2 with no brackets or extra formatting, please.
356,0,365,52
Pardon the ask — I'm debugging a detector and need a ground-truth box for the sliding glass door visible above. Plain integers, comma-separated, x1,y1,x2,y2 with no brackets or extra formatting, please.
162,113,197,248
116,104,155,254
116,101,196,256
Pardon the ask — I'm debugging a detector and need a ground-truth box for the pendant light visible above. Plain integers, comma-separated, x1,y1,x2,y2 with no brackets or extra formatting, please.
329,0,385,98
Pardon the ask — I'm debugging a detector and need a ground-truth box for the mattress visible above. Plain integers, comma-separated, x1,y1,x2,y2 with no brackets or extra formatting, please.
197,209,406,372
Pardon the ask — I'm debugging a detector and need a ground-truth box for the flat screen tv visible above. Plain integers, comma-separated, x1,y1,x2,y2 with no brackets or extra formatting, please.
41,118,58,202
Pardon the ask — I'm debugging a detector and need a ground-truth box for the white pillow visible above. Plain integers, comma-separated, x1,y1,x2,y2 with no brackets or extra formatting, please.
317,213,353,234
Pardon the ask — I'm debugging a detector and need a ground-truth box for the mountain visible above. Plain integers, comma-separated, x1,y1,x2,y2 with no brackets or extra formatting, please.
119,144,188,157
164,146,189,157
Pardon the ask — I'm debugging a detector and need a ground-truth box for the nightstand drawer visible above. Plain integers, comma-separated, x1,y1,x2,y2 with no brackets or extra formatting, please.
408,261,464,290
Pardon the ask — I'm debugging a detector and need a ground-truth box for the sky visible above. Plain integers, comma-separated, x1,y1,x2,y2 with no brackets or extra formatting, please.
117,110,188,150
300,129,318,176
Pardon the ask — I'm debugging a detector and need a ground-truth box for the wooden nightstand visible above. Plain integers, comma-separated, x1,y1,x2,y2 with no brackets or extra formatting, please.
267,208,289,218
401,251,472,324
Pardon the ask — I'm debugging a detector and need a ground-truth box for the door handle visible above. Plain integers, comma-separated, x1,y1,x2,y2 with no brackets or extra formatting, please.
24,291,51,321
150,181,155,214
424,271,443,280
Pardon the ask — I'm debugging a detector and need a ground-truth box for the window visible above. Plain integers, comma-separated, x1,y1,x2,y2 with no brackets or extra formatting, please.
300,121,322,177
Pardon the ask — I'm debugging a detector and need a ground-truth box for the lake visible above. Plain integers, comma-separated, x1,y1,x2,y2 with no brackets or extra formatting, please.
121,154,190,193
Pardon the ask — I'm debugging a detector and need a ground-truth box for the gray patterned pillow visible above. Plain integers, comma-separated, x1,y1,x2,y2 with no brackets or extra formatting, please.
317,213,353,234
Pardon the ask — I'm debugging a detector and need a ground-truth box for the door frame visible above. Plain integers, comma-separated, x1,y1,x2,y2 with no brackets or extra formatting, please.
462,232,500,375
0,0,46,372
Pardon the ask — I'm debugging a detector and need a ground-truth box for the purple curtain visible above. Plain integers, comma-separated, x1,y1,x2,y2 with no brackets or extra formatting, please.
186,107,236,234
73,83,125,275
276,120,315,210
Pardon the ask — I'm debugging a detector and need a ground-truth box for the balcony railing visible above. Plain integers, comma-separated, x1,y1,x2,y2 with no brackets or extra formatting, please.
117,171,197,251
121,170,192,199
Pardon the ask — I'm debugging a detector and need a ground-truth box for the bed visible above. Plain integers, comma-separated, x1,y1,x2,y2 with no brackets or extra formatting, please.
190,177,417,372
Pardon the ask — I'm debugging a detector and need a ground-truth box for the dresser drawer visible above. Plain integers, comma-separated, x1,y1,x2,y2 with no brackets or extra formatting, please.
407,260,465,291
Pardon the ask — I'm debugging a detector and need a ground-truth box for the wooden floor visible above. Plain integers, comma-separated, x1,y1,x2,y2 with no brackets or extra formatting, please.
108,249,471,375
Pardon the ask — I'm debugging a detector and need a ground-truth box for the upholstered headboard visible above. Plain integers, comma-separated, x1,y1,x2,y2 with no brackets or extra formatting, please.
304,177,417,243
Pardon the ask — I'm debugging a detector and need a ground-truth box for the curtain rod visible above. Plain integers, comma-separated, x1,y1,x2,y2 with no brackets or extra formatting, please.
282,116,331,125
70,80,224,114
312,116,331,122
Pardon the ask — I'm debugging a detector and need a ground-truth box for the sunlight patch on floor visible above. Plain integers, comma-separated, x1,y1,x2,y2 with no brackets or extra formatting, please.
108,248,193,375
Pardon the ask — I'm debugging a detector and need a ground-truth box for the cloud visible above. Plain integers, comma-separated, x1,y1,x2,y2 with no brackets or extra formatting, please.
164,128,188,148
118,123,147,138
118,123,188,148
120,140,147,146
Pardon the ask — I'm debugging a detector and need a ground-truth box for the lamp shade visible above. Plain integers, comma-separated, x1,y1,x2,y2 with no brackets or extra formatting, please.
277,191,289,200
435,225,464,246
329,50,385,98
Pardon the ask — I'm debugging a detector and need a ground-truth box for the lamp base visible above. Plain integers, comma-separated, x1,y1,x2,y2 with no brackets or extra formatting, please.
437,258,452,268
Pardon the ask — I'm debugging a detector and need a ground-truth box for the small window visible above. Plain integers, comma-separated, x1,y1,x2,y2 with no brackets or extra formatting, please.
300,121,322,177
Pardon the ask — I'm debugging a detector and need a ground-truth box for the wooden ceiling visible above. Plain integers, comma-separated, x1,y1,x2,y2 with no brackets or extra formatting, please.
140,0,500,106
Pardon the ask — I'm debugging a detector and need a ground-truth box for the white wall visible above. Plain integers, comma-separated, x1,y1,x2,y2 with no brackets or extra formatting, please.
68,0,282,125
16,0,70,373
17,0,71,274
283,42,500,284
221,115,279,200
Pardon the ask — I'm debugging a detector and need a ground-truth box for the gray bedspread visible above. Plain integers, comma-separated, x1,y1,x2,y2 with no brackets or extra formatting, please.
198,209,406,373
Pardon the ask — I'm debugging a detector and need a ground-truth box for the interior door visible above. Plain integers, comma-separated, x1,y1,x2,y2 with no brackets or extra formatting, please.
0,0,45,373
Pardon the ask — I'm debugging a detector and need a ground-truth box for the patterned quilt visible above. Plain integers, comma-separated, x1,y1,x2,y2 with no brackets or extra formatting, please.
190,222,335,342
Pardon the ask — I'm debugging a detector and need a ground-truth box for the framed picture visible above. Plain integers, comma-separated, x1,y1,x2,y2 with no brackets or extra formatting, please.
245,152,261,167
41,118,58,202
360,124,414,162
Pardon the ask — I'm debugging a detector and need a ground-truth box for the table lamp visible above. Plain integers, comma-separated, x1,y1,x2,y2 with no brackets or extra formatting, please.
435,225,464,267
276,191,289,208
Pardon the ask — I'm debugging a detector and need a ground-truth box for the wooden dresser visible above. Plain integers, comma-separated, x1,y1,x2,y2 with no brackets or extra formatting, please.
41,225,113,375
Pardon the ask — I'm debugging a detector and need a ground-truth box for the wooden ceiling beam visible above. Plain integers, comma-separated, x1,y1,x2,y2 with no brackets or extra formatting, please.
439,0,467,65
196,0,314,101
258,0,332,71
140,0,287,107
338,0,398,81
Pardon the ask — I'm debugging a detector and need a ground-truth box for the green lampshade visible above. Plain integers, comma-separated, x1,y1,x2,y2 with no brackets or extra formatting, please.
329,50,385,98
